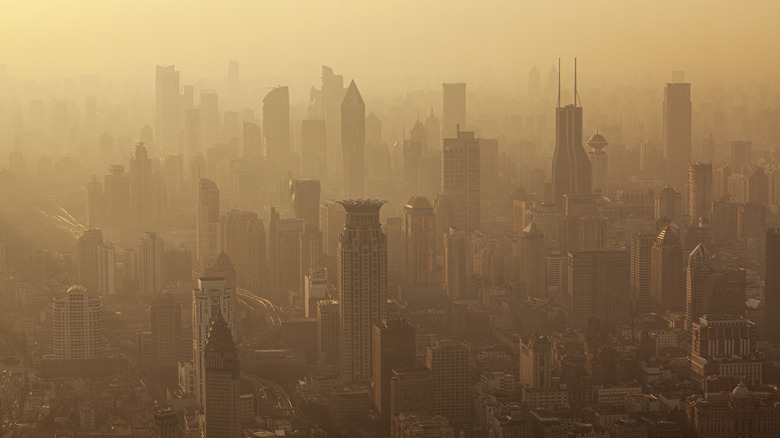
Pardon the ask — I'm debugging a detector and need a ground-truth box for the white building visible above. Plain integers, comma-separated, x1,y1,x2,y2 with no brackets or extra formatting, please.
53,285,104,359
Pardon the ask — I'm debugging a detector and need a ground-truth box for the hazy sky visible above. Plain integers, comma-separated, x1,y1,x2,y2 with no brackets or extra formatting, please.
2,1,779,91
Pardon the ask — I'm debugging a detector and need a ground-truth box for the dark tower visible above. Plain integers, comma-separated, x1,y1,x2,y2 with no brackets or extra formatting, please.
203,313,241,438
551,59,592,207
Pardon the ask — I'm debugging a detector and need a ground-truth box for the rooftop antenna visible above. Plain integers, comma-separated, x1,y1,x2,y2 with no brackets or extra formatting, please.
557,58,561,108
574,57,581,107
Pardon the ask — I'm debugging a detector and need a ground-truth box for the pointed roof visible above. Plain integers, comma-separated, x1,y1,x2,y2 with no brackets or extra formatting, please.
656,225,679,243
522,222,544,238
689,243,711,264
342,80,363,106
205,311,236,353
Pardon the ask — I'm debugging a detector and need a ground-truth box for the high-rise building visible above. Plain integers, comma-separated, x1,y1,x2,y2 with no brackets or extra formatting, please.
655,186,683,225
390,368,432,418
441,130,480,236
300,223,323,297
202,313,242,438
519,335,553,388
78,229,104,295
290,179,321,229
317,299,340,368
197,178,220,267
630,231,654,314
519,223,546,299
568,250,630,330
220,210,265,292
385,218,403,284
650,226,685,312
200,90,220,153
322,66,345,173
269,210,304,304
151,291,182,383
373,319,416,419
193,277,234,406
426,340,470,419
305,267,328,318
104,165,129,231
689,162,713,223
551,80,592,207
53,285,104,359
155,65,181,154
129,143,155,227
479,138,499,201
153,406,178,438
444,227,467,300
442,83,466,138
85,176,104,229
341,80,365,199
338,200,388,383
96,243,115,296
587,132,609,195
765,229,780,342
426,108,441,151
545,251,568,301
365,112,382,145
263,86,290,179
691,315,760,389
301,118,327,179
685,244,746,331
138,232,165,295
664,82,692,189
402,197,436,286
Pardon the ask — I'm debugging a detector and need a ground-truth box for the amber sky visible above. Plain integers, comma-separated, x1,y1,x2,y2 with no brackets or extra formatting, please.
2,0,779,91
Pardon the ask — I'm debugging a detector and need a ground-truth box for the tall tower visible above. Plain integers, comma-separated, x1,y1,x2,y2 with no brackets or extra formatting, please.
442,82,466,138
689,162,713,223
551,60,592,207
138,232,164,295
78,229,104,295
104,165,129,231
197,178,220,267
426,340,470,419
587,132,608,195
338,200,388,383
441,130,480,236
341,80,366,199
444,227,467,300
193,277,234,406
650,225,685,312
151,291,182,383
129,143,153,227
203,313,242,438
85,176,104,229
322,66,345,173
290,179,321,229
221,210,265,292
373,319,416,420
402,196,436,286
766,229,780,342
519,223,546,299
155,65,181,154
53,285,104,359
263,86,291,179
630,231,655,314
269,213,304,304
663,82,692,189
425,108,441,151
655,186,683,225
568,250,630,330
301,118,327,179
685,244,714,331
519,335,553,388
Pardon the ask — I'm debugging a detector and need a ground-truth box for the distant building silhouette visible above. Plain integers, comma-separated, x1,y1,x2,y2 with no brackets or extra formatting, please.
442,83,466,138
202,312,242,438
427,340,470,419
197,178,220,267
664,82,692,189
192,277,234,406
341,80,366,199
650,226,685,312
138,232,164,295
689,162,713,224
373,319,415,420
263,86,291,179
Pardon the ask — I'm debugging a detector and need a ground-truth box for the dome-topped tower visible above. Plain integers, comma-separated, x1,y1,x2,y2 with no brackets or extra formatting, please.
587,131,609,195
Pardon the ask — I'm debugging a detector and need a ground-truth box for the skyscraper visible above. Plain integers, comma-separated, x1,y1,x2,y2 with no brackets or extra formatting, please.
655,186,683,225
263,86,290,179
731,140,753,171
427,340,470,419
373,319,416,419
197,178,220,267
402,196,436,286
444,227,467,300
317,299,340,369
151,291,182,383
53,285,104,359
305,267,328,318
630,231,654,314
766,229,780,342
155,65,181,154
221,210,265,291
689,162,713,223
104,165,129,231
269,211,304,304
442,82,466,138
322,66,345,173
568,250,630,330
129,143,154,226
650,225,685,312
193,277,234,406
290,179,321,229
301,118,327,179
519,335,553,388
426,108,441,151
663,82,692,189
685,244,747,331
85,176,103,229
78,229,104,295
441,130,480,236
341,80,365,199
519,222,547,298
587,132,608,195
96,243,115,296
551,94,592,206
202,313,242,438
138,232,165,295
338,200,388,383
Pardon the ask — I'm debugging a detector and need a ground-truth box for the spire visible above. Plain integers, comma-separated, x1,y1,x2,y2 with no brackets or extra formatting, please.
557,58,561,108
574,57,582,108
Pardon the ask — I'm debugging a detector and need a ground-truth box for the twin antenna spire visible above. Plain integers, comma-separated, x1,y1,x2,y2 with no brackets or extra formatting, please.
557,57,581,108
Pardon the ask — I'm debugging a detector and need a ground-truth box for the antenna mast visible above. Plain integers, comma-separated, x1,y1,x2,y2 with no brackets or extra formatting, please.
574,57,581,107
557,58,561,108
